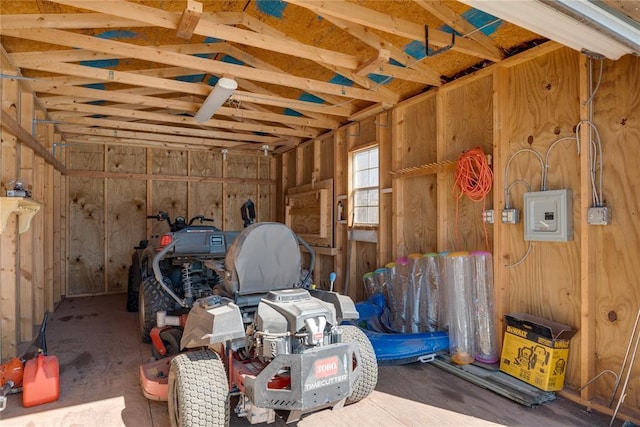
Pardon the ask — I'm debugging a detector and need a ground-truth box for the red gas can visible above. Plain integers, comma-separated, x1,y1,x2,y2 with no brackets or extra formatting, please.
22,353,60,407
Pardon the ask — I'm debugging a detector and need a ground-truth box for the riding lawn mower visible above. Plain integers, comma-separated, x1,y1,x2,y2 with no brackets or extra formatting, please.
138,221,378,426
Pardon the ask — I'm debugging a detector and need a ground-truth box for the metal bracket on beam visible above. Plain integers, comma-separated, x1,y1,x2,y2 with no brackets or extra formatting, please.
425,25,456,58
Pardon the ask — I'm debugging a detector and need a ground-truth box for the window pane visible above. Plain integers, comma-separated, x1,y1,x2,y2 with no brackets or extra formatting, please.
368,169,378,187
368,189,379,206
354,207,367,223
355,170,368,188
354,189,367,207
354,151,369,169
368,207,379,224
370,148,379,167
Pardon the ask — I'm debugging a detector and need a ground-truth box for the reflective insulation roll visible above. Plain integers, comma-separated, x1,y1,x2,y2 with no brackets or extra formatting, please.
384,261,404,333
374,267,389,301
445,252,476,365
437,251,451,331
408,253,424,333
362,271,377,298
392,257,411,333
470,250,498,364
420,253,440,332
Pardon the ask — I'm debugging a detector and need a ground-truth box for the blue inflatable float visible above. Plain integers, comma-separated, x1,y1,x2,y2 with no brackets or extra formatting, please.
347,293,449,365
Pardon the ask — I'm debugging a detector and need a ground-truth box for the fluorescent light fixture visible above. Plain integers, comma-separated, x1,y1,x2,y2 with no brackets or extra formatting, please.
194,77,237,122
459,0,640,60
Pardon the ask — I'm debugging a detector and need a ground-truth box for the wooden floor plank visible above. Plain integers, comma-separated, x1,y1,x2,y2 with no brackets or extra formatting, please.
0,294,613,427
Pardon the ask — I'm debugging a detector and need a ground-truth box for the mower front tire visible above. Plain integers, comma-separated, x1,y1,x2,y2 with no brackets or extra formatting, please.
151,327,183,360
168,350,230,427
342,325,378,405
139,276,174,342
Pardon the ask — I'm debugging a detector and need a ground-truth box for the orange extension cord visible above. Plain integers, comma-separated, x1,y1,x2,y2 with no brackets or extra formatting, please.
453,146,493,251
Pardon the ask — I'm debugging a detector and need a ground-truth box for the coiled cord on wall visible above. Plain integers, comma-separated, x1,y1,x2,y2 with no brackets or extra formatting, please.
453,146,493,251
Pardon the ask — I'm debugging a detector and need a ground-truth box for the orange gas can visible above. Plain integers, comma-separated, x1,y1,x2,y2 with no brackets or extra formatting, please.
22,353,60,407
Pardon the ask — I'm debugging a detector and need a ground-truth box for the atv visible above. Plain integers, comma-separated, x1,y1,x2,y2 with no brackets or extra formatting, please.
127,201,256,342
139,222,378,426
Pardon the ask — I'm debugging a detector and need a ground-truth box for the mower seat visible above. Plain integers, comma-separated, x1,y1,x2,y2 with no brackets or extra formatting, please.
223,222,302,307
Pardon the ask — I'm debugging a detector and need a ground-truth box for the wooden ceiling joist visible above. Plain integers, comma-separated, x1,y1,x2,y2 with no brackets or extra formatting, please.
176,0,203,40
284,0,503,62
54,117,282,144
1,27,394,104
45,102,319,139
47,0,362,70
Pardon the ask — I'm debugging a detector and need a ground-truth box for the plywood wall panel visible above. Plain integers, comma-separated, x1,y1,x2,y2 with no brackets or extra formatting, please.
393,95,438,256
227,154,258,180
318,136,334,181
106,145,146,174
591,55,640,410
152,149,187,176
300,143,314,185
189,181,223,226
225,183,257,230
68,176,105,295
106,178,147,293
258,183,271,223
151,180,187,234
441,75,494,252
505,49,582,388
68,144,104,171
1,76,19,359
189,151,222,178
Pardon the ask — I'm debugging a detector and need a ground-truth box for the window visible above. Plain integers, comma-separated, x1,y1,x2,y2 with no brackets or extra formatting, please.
352,146,379,225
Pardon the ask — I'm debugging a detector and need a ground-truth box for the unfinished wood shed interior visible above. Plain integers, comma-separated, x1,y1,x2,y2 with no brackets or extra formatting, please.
1,0,639,425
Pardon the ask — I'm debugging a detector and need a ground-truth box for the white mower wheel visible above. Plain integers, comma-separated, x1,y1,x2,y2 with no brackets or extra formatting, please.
168,350,229,427
341,325,378,405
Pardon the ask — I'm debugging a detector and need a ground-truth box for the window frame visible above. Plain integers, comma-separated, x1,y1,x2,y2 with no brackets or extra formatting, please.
350,145,379,227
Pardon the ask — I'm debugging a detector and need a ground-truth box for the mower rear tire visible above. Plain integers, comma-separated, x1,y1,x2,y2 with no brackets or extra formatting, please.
168,350,229,427
342,325,378,405
139,276,174,343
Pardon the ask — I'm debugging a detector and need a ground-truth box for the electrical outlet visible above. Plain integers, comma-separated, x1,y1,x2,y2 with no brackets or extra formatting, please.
502,208,520,224
587,206,611,225
482,210,494,224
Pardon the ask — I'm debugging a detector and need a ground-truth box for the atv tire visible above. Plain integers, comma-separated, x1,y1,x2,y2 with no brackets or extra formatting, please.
168,350,229,427
342,325,378,405
139,276,174,343
151,327,183,360
126,265,139,312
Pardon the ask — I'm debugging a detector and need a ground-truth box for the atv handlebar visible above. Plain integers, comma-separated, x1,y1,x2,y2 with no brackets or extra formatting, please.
147,211,217,231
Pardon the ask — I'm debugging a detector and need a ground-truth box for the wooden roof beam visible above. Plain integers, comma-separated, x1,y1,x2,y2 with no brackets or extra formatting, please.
55,117,281,144
319,14,443,86
284,0,502,62
31,82,338,129
412,0,505,61
1,27,393,104
46,1,362,71
356,50,391,77
176,0,202,40
45,102,319,139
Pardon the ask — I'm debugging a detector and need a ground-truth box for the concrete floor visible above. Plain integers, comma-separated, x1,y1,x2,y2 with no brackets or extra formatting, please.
0,294,620,427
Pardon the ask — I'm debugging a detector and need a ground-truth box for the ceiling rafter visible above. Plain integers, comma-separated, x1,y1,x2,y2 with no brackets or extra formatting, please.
238,13,402,102
318,14,443,85
46,102,319,139
46,0,362,70
283,0,502,62
30,81,339,130
1,27,394,104
54,116,282,144
412,0,505,61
